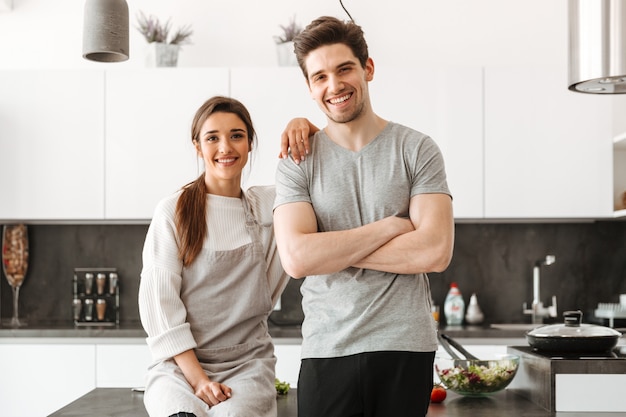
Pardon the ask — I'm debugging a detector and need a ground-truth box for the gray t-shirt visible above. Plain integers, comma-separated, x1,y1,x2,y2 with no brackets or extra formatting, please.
274,122,451,358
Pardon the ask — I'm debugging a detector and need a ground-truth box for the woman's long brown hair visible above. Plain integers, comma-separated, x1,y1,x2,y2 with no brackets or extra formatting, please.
175,96,256,266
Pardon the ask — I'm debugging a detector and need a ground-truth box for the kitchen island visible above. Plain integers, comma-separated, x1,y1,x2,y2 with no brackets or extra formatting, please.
49,387,626,417
3,323,623,416
48,388,296,417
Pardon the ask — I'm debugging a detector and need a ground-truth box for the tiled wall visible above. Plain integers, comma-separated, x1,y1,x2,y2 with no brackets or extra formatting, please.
1,222,625,327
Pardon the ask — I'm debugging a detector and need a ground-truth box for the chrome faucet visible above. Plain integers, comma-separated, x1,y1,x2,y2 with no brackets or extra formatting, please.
523,255,558,324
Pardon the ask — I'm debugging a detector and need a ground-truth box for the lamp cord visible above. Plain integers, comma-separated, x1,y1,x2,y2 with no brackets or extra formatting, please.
339,0,354,22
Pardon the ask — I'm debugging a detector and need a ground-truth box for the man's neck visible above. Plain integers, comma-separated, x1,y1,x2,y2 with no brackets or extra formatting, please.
324,113,388,152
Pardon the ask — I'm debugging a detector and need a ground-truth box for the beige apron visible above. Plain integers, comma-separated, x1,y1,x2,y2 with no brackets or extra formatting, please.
144,195,277,417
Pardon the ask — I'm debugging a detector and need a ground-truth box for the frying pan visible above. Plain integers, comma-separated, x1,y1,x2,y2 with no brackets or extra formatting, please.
526,310,622,353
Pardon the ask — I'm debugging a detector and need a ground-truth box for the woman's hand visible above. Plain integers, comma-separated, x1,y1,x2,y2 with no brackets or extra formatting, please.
194,379,232,407
174,349,232,407
278,117,319,164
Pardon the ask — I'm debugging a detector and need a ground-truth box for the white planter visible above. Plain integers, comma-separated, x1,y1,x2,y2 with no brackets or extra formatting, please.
276,41,297,67
145,43,180,67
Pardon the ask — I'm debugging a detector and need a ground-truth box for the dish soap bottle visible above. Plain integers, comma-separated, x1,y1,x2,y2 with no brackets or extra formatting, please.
444,282,465,326
465,293,485,325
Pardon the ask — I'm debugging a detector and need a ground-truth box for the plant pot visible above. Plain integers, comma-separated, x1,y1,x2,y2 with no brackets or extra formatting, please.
146,42,180,67
276,41,297,67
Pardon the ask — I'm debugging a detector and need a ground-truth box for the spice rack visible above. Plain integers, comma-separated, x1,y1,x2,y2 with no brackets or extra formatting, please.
73,267,119,326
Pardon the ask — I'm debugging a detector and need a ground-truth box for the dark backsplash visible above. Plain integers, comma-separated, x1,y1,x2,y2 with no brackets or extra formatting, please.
0,225,149,324
1,222,625,327
431,221,626,326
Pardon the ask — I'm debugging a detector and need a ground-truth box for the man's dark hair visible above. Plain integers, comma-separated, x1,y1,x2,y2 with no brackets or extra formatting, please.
293,16,369,80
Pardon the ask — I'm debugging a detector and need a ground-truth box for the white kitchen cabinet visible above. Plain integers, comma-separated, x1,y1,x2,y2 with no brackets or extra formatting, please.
230,67,325,188
96,343,151,387
0,70,105,220
104,68,230,219
437,343,508,358
484,65,624,219
4,66,625,222
0,344,96,417
274,344,302,388
370,66,484,219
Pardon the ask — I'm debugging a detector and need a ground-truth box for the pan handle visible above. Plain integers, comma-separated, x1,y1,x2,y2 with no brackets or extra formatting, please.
440,333,480,360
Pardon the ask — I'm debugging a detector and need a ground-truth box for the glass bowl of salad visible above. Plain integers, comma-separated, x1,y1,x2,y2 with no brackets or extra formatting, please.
434,354,520,397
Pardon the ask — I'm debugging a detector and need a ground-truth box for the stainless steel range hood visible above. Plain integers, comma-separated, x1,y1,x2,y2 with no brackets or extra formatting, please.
568,0,626,94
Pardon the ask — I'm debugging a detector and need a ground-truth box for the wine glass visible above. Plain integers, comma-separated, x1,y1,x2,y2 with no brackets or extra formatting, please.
2,224,29,327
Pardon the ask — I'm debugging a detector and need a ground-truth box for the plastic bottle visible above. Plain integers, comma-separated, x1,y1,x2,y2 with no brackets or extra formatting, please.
444,282,465,326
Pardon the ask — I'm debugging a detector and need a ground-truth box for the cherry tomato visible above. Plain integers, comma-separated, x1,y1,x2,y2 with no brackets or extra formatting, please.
430,384,447,403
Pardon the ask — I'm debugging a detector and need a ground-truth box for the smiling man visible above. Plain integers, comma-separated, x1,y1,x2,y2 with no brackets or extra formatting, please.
273,16,455,417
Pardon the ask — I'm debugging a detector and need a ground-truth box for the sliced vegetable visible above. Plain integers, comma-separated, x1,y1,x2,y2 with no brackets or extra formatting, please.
275,378,290,395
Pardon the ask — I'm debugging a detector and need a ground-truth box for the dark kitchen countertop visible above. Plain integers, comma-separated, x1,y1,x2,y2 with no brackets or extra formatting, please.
436,324,529,339
0,322,529,342
6,322,621,345
0,322,552,342
428,390,626,417
0,320,147,340
0,322,302,341
48,388,296,417
49,387,626,417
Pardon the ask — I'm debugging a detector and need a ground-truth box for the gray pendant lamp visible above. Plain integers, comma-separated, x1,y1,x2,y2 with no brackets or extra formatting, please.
82,0,129,63
568,0,626,94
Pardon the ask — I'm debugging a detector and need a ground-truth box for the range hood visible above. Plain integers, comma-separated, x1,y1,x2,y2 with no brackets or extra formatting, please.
568,0,626,94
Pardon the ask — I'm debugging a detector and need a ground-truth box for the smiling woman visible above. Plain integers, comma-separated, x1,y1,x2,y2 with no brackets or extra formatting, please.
194,112,252,196
137,96,295,417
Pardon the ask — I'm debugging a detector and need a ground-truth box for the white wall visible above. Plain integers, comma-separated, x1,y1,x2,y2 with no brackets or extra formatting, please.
0,0,567,70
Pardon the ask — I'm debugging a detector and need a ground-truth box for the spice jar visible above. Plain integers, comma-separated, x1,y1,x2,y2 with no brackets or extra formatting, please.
96,299,107,321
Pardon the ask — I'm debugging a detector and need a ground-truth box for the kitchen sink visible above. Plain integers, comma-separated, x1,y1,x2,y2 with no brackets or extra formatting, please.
490,323,545,331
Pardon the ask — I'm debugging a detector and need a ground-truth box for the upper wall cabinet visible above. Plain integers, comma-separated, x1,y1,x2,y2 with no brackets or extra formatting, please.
0,70,105,220
370,66,484,219
104,68,230,220
484,65,625,219
230,67,325,188
4,67,623,222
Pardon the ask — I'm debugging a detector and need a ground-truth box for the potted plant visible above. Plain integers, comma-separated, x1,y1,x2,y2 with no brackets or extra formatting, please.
274,15,302,67
136,11,193,67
